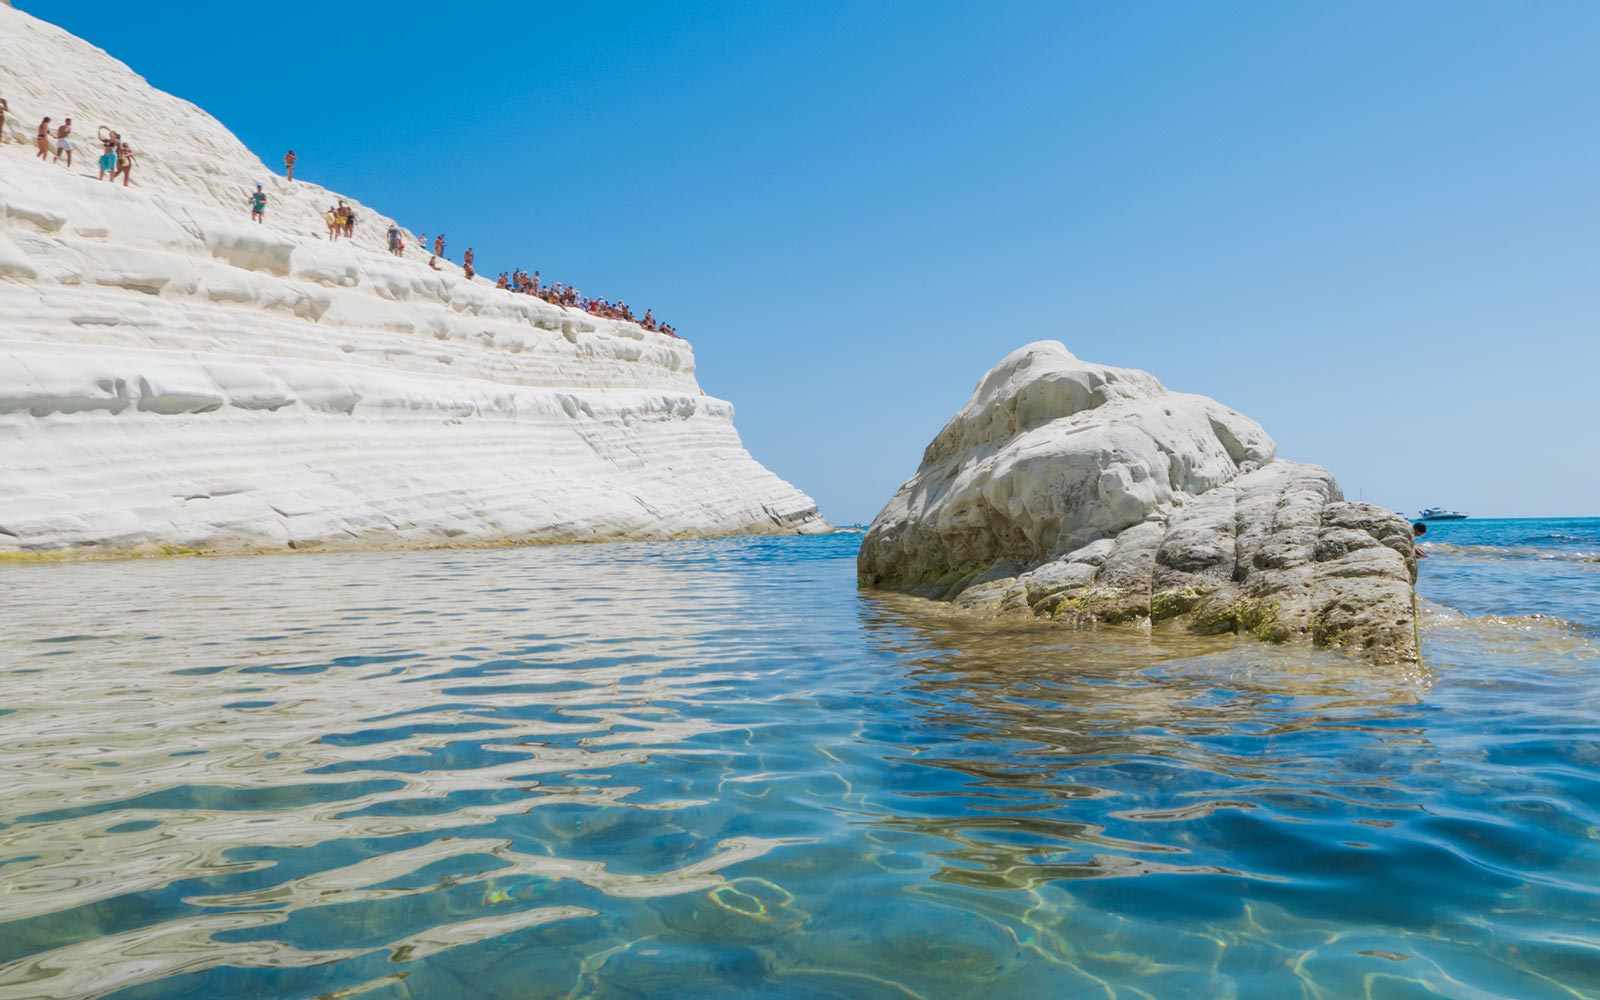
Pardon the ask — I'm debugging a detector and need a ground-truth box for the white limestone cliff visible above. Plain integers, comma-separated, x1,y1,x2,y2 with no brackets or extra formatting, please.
859,342,1418,662
0,6,826,555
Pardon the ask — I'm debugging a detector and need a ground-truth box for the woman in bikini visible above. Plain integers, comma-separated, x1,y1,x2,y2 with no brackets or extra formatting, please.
36,117,51,159
113,142,135,186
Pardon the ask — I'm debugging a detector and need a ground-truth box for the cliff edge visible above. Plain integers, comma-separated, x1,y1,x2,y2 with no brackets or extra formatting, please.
858,342,1417,663
0,6,827,555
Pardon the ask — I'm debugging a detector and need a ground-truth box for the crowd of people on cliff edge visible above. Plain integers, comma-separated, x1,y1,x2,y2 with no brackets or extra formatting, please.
5,98,138,186
489,269,678,337
3,100,681,340
266,152,683,339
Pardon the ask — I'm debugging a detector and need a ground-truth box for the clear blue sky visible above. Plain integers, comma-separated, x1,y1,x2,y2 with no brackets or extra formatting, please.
25,1,1600,522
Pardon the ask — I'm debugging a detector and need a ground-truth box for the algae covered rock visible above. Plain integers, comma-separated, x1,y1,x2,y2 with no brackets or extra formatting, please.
859,341,1418,663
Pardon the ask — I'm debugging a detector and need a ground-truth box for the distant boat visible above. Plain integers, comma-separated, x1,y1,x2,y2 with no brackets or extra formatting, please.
1417,506,1469,521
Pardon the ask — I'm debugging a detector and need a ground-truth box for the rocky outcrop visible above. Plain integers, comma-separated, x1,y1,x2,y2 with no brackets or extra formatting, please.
0,6,826,555
859,342,1417,662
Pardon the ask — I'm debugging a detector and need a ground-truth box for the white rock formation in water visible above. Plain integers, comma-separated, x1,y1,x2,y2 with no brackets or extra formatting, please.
0,5,826,555
859,342,1418,662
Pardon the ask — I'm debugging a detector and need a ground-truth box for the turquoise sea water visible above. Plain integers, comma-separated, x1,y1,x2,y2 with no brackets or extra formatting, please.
0,518,1597,999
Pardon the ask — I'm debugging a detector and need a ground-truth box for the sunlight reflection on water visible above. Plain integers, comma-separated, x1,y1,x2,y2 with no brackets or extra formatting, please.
1,534,1597,999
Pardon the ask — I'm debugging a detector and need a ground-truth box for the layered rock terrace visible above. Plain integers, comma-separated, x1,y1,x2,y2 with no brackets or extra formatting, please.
0,6,825,555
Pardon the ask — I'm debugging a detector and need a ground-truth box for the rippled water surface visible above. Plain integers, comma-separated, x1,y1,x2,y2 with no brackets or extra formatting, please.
2,522,1599,999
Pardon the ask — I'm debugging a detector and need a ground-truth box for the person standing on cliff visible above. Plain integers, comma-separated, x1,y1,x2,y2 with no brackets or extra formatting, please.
35,117,51,159
284,150,296,181
248,184,267,223
433,234,445,258
463,247,474,270
387,224,401,256
96,127,120,181
0,97,8,143
53,118,74,167
113,141,135,187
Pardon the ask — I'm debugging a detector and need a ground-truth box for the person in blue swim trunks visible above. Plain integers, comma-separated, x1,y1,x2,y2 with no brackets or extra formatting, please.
97,126,120,181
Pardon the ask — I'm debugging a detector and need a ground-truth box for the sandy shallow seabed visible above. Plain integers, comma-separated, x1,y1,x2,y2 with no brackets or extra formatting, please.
1,530,1598,999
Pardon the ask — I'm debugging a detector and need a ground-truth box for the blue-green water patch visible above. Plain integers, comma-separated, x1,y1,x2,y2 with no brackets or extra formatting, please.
0,526,1595,998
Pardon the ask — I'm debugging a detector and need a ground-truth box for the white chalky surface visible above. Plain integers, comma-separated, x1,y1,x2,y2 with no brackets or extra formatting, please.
0,5,826,554
858,341,1419,661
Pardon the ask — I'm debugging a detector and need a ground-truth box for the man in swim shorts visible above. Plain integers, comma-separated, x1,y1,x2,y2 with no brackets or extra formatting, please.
284,150,296,181
98,128,120,181
387,224,401,256
249,184,267,223
54,118,74,167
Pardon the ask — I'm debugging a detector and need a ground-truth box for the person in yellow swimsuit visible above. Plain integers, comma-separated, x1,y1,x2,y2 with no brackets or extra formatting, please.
113,142,135,186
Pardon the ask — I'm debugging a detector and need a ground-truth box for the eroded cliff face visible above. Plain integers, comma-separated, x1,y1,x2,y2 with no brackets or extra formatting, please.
0,6,825,555
859,342,1417,663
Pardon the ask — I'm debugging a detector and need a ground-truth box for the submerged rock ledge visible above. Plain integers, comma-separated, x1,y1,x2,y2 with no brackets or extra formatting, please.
859,342,1418,663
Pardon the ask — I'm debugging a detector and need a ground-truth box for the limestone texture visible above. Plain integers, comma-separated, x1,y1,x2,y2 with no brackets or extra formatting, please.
0,6,826,555
859,342,1417,662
